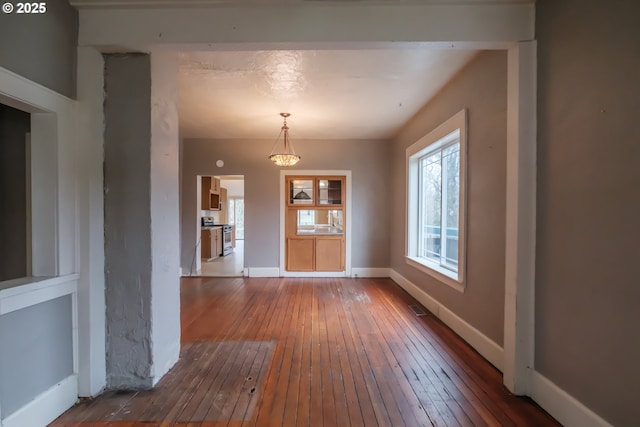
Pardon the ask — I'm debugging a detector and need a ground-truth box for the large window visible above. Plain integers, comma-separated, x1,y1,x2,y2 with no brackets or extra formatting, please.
406,109,467,290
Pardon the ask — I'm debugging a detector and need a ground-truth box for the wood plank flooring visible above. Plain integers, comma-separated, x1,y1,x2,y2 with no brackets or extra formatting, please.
50,277,560,427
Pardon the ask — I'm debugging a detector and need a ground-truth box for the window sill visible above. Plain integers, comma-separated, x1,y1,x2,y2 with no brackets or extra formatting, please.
405,256,465,292
0,274,79,315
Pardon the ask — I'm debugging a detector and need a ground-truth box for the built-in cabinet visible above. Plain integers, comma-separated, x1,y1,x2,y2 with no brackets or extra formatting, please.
201,176,223,211
285,176,346,272
201,227,223,260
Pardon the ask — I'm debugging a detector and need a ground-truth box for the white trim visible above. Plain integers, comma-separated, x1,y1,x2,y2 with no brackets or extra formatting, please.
530,371,613,427
389,269,503,371
247,267,280,277
503,41,537,395
405,256,464,292
406,109,467,289
351,268,390,278
1,375,78,427
0,274,79,315
279,170,352,277
75,47,107,397
0,66,73,112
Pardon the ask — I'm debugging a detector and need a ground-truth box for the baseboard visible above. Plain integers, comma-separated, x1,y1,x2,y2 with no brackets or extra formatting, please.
1,374,77,427
351,268,391,278
247,267,280,277
389,269,504,371
530,370,612,427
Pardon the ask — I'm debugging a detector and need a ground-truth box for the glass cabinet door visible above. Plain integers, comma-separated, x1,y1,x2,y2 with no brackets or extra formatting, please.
317,179,343,205
289,179,314,205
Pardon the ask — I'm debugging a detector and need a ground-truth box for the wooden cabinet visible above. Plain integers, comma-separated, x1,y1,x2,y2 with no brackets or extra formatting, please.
211,177,221,194
201,176,222,210
287,176,344,207
218,187,228,222
286,237,344,272
201,227,223,260
285,175,346,272
214,227,223,258
287,238,315,271
201,229,212,259
201,176,212,210
315,238,344,271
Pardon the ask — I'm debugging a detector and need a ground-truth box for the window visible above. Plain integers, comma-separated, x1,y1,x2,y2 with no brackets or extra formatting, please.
406,109,467,291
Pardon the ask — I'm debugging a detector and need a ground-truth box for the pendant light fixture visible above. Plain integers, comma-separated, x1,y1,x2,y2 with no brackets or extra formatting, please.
268,112,301,167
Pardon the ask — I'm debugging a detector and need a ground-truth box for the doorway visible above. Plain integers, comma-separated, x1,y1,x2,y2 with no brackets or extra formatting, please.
199,175,244,277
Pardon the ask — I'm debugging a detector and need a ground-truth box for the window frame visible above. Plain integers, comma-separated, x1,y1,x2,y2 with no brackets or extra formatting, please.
406,109,467,292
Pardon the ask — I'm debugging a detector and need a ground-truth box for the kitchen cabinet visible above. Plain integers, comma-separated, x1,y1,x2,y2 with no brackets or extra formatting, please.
201,227,223,260
201,176,222,210
211,177,221,194
218,187,228,222
214,227,223,257
201,176,212,210
201,229,212,259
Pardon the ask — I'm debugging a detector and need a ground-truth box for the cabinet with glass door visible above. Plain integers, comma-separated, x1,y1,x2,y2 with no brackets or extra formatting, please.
285,175,346,272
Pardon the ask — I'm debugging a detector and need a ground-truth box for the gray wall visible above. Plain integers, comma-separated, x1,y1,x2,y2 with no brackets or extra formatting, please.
181,138,391,272
0,104,30,282
0,0,77,98
390,51,507,346
535,1,640,425
0,295,74,418
104,54,153,389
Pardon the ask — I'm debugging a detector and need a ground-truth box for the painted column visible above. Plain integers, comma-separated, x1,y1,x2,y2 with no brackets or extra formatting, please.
103,52,180,389
503,40,537,395
149,52,181,381
75,46,107,397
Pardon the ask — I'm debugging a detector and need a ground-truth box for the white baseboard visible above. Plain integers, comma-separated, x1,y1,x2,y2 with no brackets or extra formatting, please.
389,269,504,371
1,374,77,427
530,370,612,427
351,268,391,278
247,267,280,277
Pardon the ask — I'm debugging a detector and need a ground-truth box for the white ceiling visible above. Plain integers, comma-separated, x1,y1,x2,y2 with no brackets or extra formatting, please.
178,48,479,140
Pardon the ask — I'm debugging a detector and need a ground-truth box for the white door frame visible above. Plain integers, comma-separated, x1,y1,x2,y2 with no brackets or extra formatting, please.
279,170,352,277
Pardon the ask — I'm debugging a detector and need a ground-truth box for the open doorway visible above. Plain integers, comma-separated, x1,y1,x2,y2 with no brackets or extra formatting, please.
199,175,244,277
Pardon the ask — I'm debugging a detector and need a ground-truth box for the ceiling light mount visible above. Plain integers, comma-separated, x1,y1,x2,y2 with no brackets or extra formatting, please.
268,112,301,167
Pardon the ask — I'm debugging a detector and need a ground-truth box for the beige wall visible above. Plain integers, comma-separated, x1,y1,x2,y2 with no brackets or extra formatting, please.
535,1,640,424
390,51,508,346
181,138,391,272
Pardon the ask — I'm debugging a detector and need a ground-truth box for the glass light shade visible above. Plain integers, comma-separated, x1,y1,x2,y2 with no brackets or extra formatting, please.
269,153,301,167
268,112,300,167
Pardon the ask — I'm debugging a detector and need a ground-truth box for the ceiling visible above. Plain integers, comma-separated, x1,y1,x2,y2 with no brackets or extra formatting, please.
178,48,479,140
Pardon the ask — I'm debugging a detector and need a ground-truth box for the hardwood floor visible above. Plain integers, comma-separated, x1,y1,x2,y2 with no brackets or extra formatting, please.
50,277,560,426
